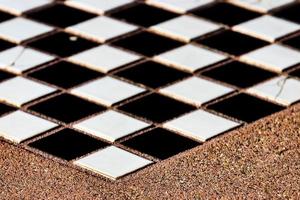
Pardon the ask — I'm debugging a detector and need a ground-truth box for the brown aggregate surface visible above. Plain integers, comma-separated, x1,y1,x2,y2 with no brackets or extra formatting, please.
0,103,300,199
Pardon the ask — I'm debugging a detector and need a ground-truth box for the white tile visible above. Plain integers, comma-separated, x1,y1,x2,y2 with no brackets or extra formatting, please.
0,77,55,107
228,0,294,13
164,110,241,142
66,16,138,43
74,146,152,179
65,0,133,14
233,16,300,42
154,44,227,72
68,45,141,73
0,18,53,43
71,77,145,106
0,46,54,74
247,76,300,106
147,0,214,13
0,0,52,15
74,110,149,142
0,111,57,143
150,15,221,42
160,77,233,106
240,44,300,72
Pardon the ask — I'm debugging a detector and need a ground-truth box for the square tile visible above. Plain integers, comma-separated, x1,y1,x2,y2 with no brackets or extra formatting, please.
150,15,221,42
0,102,15,116
154,44,227,72
0,11,14,23
28,61,103,89
112,31,183,57
27,3,96,28
197,30,268,56
247,76,300,106
289,67,300,78
71,77,145,106
66,16,138,43
192,2,261,26
29,94,106,123
0,46,54,74
114,60,189,88
240,44,300,72
163,110,241,142
201,61,277,88
118,93,195,123
0,110,57,143
0,77,55,107
207,93,284,123
68,45,141,73
233,16,300,42
228,0,295,13
29,128,108,160
0,18,53,43
74,110,150,142
0,38,14,52
160,77,234,106
122,128,199,159
27,32,98,57
74,146,152,179
274,2,300,24
146,0,213,13
0,70,14,82
65,0,134,15
110,3,178,27
282,34,300,51
0,0,52,15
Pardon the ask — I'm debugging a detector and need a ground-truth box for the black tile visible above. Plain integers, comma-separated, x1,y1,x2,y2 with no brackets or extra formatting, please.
110,3,178,27
273,3,300,24
29,129,107,160
122,128,199,160
0,103,15,116
28,61,103,89
26,4,96,28
118,93,195,123
197,30,268,56
0,39,14,52
29,94,105,123
115,61,189,88
282,35,300,51
112,31,183,56
201,61,277,88
0,11,14,23
207,93,284,123
27,32,98,57
192,2,260,26
0,70,14,82
289,67,300,78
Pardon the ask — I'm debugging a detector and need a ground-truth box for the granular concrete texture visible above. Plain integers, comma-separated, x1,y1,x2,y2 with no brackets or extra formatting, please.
0,103,300,199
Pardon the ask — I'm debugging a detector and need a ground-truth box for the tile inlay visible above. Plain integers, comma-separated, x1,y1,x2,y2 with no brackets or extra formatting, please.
0,0,299,180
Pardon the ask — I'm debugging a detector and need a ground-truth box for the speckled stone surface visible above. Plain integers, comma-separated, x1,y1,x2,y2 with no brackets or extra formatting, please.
1,103,300,199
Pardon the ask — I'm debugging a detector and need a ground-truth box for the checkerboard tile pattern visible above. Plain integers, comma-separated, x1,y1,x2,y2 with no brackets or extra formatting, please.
0,0,299,180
